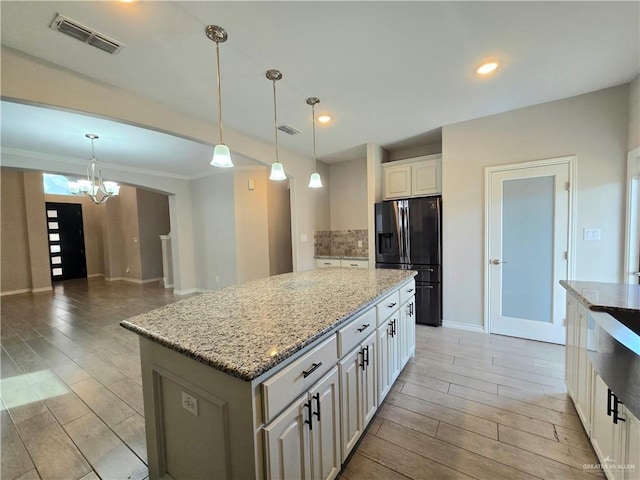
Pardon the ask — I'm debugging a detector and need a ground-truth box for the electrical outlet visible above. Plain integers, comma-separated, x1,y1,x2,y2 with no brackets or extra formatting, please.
358,240,363,248
126,266,130,273
133,237,138,244
301,234,308,242
181,391,198,416
216,276,220,283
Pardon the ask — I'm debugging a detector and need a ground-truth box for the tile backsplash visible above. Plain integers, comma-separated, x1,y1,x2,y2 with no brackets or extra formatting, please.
315,230,368,258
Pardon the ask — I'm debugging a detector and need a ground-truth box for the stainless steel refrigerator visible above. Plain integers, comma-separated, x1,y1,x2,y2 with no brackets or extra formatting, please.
375,196,442,326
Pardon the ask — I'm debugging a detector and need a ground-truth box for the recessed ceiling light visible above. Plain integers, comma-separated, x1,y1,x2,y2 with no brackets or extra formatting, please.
476,62,499,75
317,114,332,124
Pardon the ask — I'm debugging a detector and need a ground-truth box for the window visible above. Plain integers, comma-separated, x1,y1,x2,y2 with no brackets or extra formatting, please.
43,173,80,195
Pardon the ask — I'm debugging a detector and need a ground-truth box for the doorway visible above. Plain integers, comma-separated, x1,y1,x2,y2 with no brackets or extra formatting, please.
485,157,575,344
45,202,87,281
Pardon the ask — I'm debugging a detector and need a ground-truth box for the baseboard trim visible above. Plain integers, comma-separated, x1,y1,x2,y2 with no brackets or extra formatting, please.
31,286,53,293
1,288,31,296
1,286,53,296
87,273,104,278
441,320,486,333
173,288,201,295
105,277,123,282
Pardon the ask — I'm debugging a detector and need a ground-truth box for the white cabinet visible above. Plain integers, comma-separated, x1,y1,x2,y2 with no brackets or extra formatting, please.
316,259,341,268
564,294,592,432
399,296,416,366
264,366,341,480
316,259,369,269
377,314,400,402
382,154,442,200
338,331,376,461
340,259,369,269
590,374,639,480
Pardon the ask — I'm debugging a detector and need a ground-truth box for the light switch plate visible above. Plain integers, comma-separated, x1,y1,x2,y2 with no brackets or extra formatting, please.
583,228,601,241
300,234,308,242
181,391,198,416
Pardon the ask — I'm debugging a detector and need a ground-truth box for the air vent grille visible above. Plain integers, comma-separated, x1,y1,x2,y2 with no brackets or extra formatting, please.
278,124,302,135
50,13,125,55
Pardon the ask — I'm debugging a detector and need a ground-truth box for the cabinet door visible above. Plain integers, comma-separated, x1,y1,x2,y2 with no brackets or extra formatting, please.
400,298,416,366
264,394,310,480
309,366,341,480
389,314,401,384
575,303,592,431
361,332,377,427
624,407,640,480
592,374,617,471
412,160,441,196
338,348,361,461
565,294,578,397
377,317,398,402
383,165,412,199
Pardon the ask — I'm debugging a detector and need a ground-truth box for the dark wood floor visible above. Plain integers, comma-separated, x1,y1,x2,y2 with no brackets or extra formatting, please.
1,278,601,480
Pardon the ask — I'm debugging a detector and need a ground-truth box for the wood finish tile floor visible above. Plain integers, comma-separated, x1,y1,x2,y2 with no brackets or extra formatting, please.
1,278,601,480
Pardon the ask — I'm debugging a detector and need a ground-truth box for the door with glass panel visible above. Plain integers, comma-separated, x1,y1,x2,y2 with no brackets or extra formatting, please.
46,202,87,281
487,161,570,344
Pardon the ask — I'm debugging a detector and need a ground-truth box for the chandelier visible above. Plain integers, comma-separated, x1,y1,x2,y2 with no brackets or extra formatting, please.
68,134,120,204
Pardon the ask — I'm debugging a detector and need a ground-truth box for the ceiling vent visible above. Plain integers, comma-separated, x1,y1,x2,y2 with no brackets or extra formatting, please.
278,124,302,135
49,13,125,55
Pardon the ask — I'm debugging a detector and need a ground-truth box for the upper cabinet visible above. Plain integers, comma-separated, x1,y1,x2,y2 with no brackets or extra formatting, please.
382,154,442,200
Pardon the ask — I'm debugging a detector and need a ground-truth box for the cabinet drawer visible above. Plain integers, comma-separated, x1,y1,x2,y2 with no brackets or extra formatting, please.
400,279,416,305
337,307,376,357
262,335,337,423
340,260,369,269
376,290,400,326
316,259,341,268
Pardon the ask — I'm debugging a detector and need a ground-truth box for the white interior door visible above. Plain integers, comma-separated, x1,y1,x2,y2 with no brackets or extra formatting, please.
487,160,571,344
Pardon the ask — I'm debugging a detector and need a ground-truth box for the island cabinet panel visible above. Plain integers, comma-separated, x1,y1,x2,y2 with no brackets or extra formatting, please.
264,367,341,480
336,307,376,357
262,336,338,424
139,338,260,480
400,296,416,366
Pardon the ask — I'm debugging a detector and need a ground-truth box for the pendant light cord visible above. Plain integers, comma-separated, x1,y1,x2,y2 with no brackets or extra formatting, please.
216,42,224,144
311,103,317,170
272,79,279,163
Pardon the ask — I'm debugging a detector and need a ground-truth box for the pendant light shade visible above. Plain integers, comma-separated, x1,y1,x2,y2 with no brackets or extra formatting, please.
266,69,286,181
269,161,286,181
306,97,323,188
308,172,323,188
212,144,233,168
206,25,233,168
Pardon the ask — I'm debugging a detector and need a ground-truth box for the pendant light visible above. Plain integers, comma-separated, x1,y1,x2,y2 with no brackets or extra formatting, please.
206,25,233,168
68,134,120,204
266,69,286,181
306,97,323,188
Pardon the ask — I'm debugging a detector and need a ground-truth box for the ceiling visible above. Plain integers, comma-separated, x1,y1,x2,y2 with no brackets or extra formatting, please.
1,1,638,177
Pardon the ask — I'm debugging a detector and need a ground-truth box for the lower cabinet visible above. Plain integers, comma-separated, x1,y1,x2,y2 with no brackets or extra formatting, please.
377,313,400,401
338,332,377,461
264,366,341,480
399,297,415,366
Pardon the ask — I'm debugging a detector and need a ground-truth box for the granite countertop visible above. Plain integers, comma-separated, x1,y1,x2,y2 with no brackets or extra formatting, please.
121,268,415,382
560,280,640,314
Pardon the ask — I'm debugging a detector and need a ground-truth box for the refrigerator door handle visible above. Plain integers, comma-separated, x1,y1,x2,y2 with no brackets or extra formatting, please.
403,200,411,263
394,202,405,261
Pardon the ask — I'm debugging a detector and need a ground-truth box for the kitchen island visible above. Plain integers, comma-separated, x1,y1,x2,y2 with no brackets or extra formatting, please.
561,281,639,480
121,268,416,480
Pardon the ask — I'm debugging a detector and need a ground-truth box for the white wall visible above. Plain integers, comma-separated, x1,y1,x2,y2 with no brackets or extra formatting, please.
629,74,640,151
234,168,270,284
1,46,321,288
329,158,368,231
191,172,237,291
442,85,630,328
366,142,388,265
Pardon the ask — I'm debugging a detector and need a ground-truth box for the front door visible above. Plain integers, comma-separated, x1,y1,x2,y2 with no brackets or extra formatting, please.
45,202,87,281
487,158,572,344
